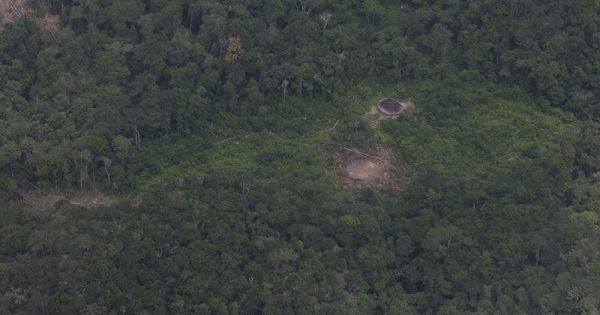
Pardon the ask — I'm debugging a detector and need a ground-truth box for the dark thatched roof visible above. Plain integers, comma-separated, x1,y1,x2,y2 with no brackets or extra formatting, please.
376,98,404,115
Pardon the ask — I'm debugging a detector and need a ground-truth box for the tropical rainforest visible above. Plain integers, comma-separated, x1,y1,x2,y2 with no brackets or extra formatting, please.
1,0,600,314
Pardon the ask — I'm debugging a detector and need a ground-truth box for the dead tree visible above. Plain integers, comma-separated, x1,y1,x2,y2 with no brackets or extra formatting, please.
295,0,312,14
319,12,331,34
281,79,289,103
102,157,113,193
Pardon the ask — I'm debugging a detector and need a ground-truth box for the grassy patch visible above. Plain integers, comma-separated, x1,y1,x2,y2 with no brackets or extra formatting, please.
135,79,581,198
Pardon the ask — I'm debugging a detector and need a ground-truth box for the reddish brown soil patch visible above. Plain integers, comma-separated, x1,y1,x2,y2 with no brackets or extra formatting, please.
0,0,30,27
0,0,59,33
336,146,400,190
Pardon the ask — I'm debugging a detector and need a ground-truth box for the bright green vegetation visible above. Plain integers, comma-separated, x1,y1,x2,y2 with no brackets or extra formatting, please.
2,1,600,314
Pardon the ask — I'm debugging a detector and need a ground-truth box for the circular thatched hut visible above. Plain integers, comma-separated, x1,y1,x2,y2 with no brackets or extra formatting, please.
376,98,405,116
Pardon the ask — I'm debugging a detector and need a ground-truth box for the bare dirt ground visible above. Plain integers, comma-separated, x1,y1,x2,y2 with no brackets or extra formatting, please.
0,0,30,27
68,194,117,208
0,0,59,33
336,146,401,190
10,189,117,212
36,13,60,33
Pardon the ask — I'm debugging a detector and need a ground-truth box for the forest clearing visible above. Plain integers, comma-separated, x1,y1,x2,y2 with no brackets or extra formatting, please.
2,0,600,314
0,0,27,27
336,146,400,190
0,0,59,33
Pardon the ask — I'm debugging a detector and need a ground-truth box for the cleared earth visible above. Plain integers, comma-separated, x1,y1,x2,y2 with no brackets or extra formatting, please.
0,0,60,33
336,146,399,190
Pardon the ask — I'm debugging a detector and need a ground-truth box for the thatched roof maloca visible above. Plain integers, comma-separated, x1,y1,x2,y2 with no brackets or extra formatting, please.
376,98,406,116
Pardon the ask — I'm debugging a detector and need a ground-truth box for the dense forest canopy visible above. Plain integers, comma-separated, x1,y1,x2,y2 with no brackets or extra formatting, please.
1,0,600,314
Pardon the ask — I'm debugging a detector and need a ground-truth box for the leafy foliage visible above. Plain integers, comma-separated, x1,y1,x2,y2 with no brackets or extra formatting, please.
2,0,600,314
